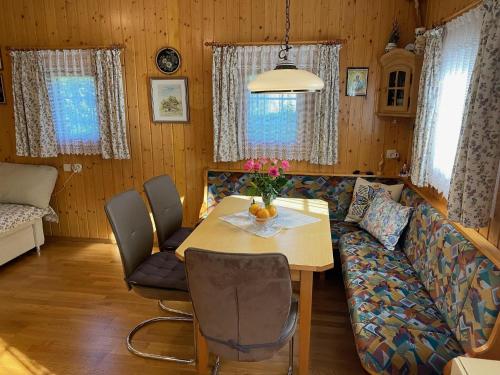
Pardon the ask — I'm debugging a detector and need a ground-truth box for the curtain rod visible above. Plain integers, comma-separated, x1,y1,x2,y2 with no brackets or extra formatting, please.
6,44,125,52
431,0,482,28
205,39,345,47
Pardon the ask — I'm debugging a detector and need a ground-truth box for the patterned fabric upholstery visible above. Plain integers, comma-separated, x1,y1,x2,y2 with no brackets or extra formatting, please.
402,202,500,349
339,230,412,275
351,323,463,374
340,232,464,374
340,200,500,374
399,186,426,208
207,171,400,249
330,220,360,249
454,257,500,351
207,171,399,220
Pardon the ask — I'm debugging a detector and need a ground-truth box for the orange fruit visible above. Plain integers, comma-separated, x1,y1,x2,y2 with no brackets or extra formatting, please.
266,205,277,217
249,203,260,216
256,208,271,219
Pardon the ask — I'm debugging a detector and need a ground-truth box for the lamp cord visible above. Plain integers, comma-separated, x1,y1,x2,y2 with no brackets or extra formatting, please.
279,0,292,61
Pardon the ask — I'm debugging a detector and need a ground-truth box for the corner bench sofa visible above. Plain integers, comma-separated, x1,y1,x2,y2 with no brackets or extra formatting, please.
206,171,500,374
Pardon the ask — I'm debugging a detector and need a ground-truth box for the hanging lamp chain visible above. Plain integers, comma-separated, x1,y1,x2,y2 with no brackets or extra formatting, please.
279,0,292,61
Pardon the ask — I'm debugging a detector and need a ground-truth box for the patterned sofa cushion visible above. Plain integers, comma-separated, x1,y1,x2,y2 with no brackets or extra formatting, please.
454,257,500,351
339,230,412,275
402,203,500,350
399,186,426,208
0,204,58,234
351,323,463,374
339,232,464,374
330,220,360,249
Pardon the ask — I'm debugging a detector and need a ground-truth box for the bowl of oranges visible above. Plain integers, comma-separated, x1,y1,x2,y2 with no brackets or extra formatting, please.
248,199,278,227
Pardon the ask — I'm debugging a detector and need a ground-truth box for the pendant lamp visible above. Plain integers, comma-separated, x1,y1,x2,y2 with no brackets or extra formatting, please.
247,0,324,93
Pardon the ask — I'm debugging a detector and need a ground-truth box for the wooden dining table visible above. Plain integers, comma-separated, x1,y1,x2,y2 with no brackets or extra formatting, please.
176,195,334,375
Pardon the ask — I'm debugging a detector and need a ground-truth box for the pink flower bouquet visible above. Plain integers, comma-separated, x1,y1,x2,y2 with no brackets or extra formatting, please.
244,158,290,207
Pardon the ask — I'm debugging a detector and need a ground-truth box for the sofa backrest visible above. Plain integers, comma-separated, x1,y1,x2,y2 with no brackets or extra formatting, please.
402,201,500,352
0,162,58,209
207,171,400,221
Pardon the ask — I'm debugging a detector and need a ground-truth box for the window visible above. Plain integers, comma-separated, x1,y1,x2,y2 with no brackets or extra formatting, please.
212,44,340,164
426,9,482,197
11,48,129,159
247,93,298,145
49,76,100,147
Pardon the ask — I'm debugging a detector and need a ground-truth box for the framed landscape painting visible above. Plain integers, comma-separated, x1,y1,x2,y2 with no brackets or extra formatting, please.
150,77,189,123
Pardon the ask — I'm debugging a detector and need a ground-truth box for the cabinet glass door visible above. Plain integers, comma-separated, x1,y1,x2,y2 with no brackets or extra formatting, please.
386,70,407,109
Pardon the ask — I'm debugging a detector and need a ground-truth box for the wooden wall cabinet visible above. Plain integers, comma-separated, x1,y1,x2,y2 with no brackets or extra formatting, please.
377,49,421,118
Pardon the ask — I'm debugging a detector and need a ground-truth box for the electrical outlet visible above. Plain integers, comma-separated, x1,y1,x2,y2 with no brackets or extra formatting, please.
386,149,400,159
63,163,72,172
71,164,83,173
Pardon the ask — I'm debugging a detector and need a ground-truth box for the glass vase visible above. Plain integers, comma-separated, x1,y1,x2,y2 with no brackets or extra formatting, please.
261,192,276,207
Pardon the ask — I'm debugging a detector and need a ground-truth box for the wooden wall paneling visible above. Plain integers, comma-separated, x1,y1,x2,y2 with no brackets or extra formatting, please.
424,0,481,28
121,0,142,197
336,0,354,175
156,0,176,187
202,0,215,182
0,0,420,240
148,0,164,180
368,0,390,175
347,0,363,171
357,1,378,174
191,0,208,223
179,0,196,226
168,1,189,225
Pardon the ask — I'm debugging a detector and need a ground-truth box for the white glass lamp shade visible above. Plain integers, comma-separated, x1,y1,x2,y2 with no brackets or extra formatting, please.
247,67,324,93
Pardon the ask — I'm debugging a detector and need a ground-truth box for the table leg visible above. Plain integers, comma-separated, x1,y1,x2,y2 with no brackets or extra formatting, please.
194,316,209,374
299,270,313,375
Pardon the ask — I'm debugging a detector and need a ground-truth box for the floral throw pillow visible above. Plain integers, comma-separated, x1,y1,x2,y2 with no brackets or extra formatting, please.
359,192,413,250
345,177,404,223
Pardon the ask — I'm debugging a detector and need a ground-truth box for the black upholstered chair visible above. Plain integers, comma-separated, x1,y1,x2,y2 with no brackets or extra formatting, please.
104,190,194,363
185,248,298,374
143,175,193,252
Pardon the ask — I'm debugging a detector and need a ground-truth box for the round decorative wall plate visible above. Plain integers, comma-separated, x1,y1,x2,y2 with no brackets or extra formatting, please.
155,47,181,75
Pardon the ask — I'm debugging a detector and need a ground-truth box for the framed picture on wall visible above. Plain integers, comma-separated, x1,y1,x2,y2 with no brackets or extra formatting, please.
346,67,369,96
0,75,5,104
150,77,190,123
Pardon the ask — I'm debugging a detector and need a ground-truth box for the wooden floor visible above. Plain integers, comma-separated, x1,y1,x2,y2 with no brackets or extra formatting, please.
0,240,364,375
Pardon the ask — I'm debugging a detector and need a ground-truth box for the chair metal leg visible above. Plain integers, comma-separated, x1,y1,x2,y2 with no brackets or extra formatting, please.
127,316,195,364
288,336,294,375
212,356,221,375
158,300,193,317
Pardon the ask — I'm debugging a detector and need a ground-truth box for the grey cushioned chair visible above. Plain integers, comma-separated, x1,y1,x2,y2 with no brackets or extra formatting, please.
104,190,194,363
185,248,298,374
143,175,193,252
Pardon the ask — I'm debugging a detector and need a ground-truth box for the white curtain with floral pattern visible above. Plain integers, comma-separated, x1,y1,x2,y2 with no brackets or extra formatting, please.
448,0,500,228
10,48,129,159
410,28,444,187
212,44,341,165
410,7,482,196
10,51,58,158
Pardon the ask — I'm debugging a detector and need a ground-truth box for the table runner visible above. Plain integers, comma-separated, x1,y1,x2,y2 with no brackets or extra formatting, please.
219,207,320,238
